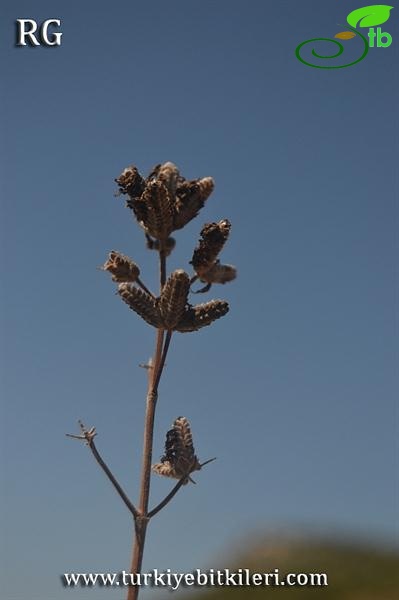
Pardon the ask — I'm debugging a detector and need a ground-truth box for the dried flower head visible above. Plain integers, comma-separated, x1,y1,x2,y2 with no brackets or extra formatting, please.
191,220,231,278
147,162,180,196
159,270,190,330
102,251,140,283
137,180,175,240
176,299,229,332
199,262,237,285
118,283,162,328
115,165,146,199
116,163,215,242
152,417,201,484
173,177,215,231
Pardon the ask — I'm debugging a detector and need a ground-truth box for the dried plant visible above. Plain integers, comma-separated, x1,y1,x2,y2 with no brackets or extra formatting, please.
67,161,236,600
152,416,203,485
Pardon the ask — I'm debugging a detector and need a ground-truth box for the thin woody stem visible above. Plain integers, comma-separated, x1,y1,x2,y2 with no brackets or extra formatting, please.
147,476,187,519
153,330,172,392
87,439,139,518
66,426,139,519
127,248,171,600
148,457,217,519
133,333,171,518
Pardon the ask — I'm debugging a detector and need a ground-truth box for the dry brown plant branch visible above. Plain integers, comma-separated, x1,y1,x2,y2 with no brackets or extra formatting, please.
128,249,171,600
71,162,235,600
66,422,139,519
147,473,191,519
153,330,172,392
148,457,217,519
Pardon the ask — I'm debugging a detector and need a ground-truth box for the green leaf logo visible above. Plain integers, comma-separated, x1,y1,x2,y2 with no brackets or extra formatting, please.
347,5,394,28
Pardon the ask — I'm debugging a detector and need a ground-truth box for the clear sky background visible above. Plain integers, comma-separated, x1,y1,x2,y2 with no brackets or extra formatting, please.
1,1,397,599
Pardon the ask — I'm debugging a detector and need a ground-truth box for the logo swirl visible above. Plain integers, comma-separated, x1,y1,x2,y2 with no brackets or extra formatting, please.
295,26,369,69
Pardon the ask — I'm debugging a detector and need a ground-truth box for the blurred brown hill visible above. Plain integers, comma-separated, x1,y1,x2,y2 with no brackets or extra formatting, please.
178,533,399,599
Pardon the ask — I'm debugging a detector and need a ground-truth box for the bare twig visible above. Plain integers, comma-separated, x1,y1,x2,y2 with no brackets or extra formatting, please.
152,330,172,392
148,457,216,519
147,476,187,519
66,422,139,519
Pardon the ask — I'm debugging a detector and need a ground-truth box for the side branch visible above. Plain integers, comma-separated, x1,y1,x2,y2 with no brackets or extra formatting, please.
153,330,172,392
148,457,217,519
147,476,187,519
67,422,139,519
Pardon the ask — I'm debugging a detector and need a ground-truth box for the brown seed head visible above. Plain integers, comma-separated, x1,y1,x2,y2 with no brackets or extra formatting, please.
102,251,140,283
147,162,180,196
139,180,175,240
115,165,145,199
152,417,200,484
176,299,229,332
191,219,231,277
115,165,149,226
159,270,190,330
200,262,237,285
118,283,162,328
173,177,214,230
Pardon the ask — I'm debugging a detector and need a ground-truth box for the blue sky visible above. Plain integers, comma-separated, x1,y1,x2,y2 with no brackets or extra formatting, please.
1,1,398,599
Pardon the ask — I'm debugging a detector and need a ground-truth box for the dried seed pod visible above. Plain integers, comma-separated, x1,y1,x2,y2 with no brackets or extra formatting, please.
152,417,201,484
162,428,180,464
176,299,229,332
140,180,175,240
173,416,197,466
200,262,237,285
159,270,190,329
191,220,231,277
115,165,146,199
115,165,149,225
173,177,214,230
118,283,162,328
147,162,180,196
102,251,140,283
146,235,176,257
152,461,180,480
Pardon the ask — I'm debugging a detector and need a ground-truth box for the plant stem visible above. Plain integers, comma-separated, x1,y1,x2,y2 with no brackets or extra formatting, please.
148,457,216,518
126,249,170,600
66,425,139,518
159,248,166,288
87,437,139,518
147,475,188,519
